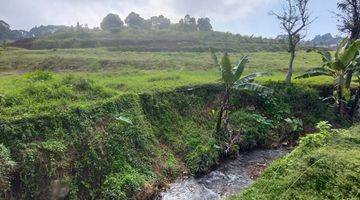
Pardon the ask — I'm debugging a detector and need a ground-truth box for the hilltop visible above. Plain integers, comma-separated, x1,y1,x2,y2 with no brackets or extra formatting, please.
1,13,288,52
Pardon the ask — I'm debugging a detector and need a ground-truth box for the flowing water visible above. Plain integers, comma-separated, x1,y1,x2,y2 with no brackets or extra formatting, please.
158,148,289,200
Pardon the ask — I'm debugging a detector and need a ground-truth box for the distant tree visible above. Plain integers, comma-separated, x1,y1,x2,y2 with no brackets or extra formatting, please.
125,12,146,29
0,20,31,41
149,15,171,29
271,0,314,85
29,25,68,37
9,30,30,40
0,20,11,41
197,17,213,31
177,14,197,31
0,20,10,32
335,0,360,88
100,13,124,33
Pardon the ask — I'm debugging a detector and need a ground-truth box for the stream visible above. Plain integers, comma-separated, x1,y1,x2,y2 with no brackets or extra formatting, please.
158,148,289,200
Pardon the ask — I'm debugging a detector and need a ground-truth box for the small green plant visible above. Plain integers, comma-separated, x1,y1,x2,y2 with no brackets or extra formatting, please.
253,114,274,128
24,70,53,82
285,118,303,132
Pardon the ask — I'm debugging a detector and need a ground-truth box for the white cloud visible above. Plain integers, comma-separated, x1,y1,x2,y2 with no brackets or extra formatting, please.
0,0,279,30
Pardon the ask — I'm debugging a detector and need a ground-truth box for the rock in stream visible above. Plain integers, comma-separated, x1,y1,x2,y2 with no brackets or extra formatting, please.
158,149,289,200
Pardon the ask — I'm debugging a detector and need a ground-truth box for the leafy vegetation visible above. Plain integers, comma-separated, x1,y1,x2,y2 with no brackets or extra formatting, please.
0,1,359,199
0,76,346,199
230,122,360,200
297,39,360,115
0,144,16,198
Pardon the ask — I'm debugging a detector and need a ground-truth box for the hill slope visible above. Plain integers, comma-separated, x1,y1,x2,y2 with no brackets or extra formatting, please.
10,29,288,52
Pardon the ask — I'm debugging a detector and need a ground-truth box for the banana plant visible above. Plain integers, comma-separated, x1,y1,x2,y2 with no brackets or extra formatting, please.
297,39,360,115
211,51,271,154
349,49,360,120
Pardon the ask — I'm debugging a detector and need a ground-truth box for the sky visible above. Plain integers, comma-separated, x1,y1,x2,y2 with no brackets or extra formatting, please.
0,0,341,39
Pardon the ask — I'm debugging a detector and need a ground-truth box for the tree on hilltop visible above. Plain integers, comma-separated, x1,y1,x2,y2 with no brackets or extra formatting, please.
100,13,124,33
197,17,213,31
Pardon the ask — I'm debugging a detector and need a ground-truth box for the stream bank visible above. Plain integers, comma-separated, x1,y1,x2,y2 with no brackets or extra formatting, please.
158,148,290,200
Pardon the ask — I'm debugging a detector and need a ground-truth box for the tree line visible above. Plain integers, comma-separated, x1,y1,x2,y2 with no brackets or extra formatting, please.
0,12,213,41
100,12,213,33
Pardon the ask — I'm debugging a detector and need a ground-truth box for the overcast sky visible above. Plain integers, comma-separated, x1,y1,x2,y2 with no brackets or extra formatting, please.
0,0,341,39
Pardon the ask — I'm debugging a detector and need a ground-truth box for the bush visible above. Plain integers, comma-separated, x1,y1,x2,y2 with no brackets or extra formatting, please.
18,140,67,199
24,70,53,82
185,139,220,173
0,144,16,197
102,170,145,200
229,109,276,148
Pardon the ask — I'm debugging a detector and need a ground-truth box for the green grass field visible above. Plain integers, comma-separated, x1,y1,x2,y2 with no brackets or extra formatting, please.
0,48,322,73
0,48,333,118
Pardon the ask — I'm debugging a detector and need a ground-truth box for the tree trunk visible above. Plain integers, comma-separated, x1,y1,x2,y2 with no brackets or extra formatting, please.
216,88,230,133
338,84,344,116
285,49,296,85
216,105,224,133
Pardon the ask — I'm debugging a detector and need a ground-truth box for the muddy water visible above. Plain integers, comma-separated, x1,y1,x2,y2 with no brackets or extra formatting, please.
158,149,289,200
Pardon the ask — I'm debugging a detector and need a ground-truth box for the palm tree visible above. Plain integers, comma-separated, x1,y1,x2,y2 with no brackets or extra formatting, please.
211,51,271,154
297,39,360,116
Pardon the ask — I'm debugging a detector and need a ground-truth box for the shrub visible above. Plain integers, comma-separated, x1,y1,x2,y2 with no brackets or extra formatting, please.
24,70,53,82
102,171,146,200
0,144,16,197
229,110,276,148
185,139,220,173
18,140,67,199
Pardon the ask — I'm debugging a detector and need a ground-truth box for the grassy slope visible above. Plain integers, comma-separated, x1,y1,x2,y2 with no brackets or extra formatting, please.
0,48,333,118
0,48,323,73
16,29,288,52
1,82,346,199
230,123,360,200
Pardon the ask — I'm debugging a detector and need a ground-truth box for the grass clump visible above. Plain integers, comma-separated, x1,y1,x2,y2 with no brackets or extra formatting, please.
230,122,360,200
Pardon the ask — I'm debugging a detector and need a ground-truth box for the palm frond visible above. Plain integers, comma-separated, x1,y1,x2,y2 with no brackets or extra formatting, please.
233,56,249,81
235,72,270,85
220,52,235,84
296,68,333,79
308,49,332,62
335,38,350,60
339,40,360,67
234,83,273,94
